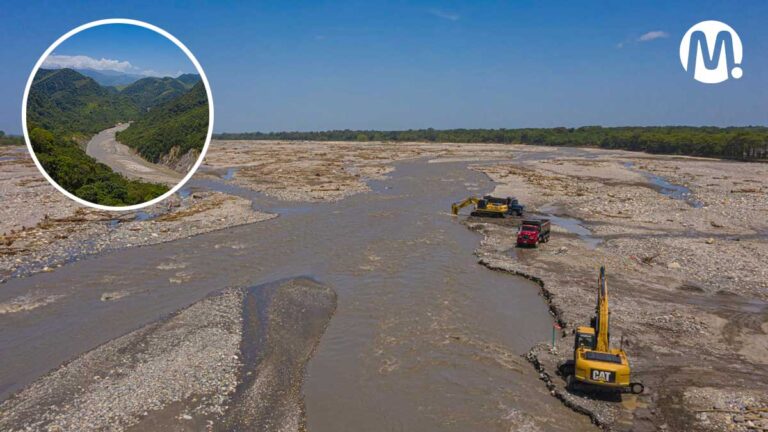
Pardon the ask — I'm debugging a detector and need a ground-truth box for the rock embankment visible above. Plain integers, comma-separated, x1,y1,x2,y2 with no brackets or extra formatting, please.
159,146,199,173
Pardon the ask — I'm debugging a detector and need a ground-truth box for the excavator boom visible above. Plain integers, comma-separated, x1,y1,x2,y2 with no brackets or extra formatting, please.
595,266,610,352
451,197,479,215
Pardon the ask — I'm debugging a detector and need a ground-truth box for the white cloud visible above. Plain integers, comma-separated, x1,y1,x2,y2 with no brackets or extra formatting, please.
42,54,187,78
42,54,133,72
637,31,669,42
139,69,183,78
428,9,460,21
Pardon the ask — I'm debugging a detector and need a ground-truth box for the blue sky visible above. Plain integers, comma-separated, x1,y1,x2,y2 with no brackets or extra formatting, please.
40,23,196,78
1,0,767,134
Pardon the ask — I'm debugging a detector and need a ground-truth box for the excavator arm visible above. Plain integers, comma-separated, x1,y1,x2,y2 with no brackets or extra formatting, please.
595,266,610,352
451,197,479,215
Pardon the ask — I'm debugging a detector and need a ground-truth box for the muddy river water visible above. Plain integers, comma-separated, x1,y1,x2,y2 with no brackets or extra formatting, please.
0,160,595,431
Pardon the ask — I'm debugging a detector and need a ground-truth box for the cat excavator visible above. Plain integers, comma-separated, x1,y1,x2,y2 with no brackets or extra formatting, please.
559,266,644,394
451,195,524,218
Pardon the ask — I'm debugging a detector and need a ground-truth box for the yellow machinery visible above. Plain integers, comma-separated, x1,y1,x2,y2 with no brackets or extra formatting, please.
451,196,516,218
560,266,644,394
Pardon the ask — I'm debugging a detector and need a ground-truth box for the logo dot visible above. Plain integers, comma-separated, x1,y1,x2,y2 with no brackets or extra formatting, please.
732,67,743,79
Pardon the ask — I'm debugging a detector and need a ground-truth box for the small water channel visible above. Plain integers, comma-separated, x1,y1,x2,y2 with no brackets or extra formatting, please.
546,213,602,249
624,161,704,208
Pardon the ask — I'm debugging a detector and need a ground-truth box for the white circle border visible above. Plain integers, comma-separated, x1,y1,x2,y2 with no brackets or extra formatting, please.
21,18,215,211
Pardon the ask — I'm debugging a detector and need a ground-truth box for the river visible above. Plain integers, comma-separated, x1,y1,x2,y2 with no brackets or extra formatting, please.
0,160,595,431
85,124,182,185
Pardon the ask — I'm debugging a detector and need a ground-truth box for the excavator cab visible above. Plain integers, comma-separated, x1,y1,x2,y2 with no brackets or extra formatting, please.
574,326,595,350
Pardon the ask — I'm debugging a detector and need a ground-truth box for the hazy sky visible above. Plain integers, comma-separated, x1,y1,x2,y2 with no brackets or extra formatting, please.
1,0,767,134
40,24,196,78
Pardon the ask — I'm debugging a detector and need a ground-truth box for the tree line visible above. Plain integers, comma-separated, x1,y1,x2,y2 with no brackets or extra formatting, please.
0,131,25,146
216,126,768,160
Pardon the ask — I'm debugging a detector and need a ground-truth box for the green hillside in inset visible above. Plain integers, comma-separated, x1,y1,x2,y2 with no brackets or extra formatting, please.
27,69,139,136
120,74,200,110
116,81,209,163
25,68,208,206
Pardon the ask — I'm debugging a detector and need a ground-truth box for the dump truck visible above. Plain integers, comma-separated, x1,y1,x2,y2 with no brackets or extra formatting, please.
558,266,644,394
516,219,550,247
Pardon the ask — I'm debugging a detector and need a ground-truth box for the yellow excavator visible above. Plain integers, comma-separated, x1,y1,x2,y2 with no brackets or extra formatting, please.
451,195,524,218
559,266,644,394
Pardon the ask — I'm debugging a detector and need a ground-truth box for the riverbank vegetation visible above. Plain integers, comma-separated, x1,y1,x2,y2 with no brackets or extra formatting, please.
29,126,167,205
216,126,768,161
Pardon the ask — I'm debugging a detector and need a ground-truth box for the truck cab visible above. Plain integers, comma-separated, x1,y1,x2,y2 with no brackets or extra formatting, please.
506,198,525,216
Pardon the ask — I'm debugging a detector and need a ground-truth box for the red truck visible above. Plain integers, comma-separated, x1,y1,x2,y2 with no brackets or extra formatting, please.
516,219,551,247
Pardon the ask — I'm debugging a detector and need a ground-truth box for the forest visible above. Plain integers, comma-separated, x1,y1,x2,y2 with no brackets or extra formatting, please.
28,126,167,206
216,126,768,161
26,68,205,206
116,82,209,163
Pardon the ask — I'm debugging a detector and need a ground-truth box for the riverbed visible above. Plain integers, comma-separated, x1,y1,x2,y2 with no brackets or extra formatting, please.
85,124,183,185
0,159,595,431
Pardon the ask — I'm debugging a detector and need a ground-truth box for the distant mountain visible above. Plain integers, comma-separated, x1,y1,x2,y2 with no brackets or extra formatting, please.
175,73,201,88
116,81,209,164
27,68,139,135
74,69,145,87
120,74,201,110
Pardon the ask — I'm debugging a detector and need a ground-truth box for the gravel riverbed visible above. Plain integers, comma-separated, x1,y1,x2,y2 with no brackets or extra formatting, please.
466,151,768,431
0,278,337,432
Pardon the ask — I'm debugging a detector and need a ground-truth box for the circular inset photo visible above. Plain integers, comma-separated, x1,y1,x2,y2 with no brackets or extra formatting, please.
23,19,213,210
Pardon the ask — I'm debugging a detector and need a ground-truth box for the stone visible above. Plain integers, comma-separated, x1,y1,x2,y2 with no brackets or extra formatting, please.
667,262,682,269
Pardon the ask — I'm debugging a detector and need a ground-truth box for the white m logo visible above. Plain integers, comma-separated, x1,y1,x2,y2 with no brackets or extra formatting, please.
679,20,743,84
